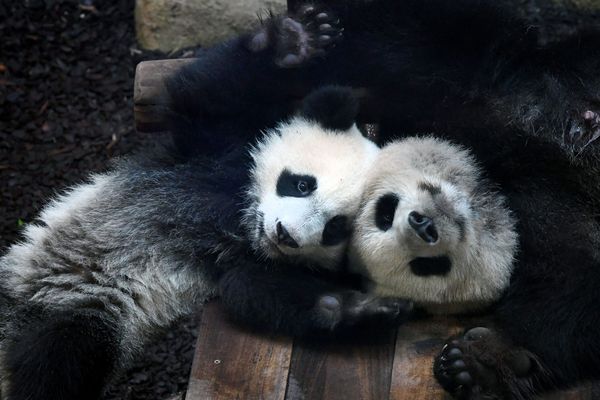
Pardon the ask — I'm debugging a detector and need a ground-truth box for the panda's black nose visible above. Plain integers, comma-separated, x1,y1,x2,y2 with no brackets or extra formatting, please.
408,211,438,244
276,221,299,248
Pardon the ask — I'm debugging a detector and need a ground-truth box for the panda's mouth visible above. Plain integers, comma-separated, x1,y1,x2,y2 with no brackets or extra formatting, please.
408,256,452,277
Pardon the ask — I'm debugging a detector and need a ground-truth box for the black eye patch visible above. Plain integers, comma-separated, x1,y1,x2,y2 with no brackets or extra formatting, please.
375,193,399,231
321,215,350,246
276,169,317,198
409,256,452,276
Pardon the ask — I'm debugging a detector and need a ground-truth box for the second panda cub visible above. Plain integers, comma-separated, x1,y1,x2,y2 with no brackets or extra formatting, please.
351,137,518,314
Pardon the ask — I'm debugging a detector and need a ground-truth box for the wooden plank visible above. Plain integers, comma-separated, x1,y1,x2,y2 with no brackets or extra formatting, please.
134,58,196,133
389,317,464,400
186,302,293,400
286,329,397,400
542,383,597,400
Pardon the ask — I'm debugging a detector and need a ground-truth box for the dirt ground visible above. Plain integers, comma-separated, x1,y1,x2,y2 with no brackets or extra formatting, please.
1,0,198,398
1,0,599,399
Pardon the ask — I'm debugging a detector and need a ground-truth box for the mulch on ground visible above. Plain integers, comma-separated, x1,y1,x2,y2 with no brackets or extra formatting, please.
1,0,198,398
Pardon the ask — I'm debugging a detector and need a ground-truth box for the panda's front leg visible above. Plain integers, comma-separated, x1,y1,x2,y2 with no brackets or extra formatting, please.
433,327,548,400
248,4,343,68
219,263,413,337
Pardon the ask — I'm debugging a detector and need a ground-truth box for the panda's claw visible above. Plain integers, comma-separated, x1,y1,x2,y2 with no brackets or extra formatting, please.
269,5,343,68
434,327,539,400
566,110,600,152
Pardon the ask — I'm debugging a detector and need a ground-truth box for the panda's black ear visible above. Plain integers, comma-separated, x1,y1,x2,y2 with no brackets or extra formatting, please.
300,85,359,132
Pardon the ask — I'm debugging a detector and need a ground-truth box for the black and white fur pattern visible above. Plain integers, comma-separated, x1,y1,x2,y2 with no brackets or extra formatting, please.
350,137,518,314
163,2,600,398
242,116,379,268
0,86,405,399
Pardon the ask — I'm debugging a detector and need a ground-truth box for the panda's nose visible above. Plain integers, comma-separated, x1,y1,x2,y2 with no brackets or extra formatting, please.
276,221,299,248
408,211,438,244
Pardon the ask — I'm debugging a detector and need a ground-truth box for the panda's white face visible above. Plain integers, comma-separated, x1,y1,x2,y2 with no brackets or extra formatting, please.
352,172,471,277
243,117,380,269
350,137,517,313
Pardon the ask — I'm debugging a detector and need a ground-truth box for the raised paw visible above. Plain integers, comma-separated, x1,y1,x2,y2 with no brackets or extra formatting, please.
434,327,538,400
271,5,343,68
566,110,600,152
315,292,413,332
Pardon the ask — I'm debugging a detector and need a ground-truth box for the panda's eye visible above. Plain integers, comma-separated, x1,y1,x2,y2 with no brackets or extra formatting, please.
375,193,399,231
297,181,309,194
276,169,317,198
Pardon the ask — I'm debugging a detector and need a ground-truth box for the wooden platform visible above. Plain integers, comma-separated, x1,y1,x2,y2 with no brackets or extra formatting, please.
184,303,597,400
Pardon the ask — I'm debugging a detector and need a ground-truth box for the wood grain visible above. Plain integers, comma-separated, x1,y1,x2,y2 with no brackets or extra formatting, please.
186,302,293,400
542,383,597,400
286,330,397,400
133,58,195,133
389,317,464,400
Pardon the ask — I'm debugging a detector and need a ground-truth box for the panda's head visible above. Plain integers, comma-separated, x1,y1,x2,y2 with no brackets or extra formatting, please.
243,86,380,268
350,137,517,312
354,138,475,263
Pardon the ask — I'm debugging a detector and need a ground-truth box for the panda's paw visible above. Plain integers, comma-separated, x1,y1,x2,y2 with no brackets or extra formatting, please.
269,5,342,68
434,327,539,400
566,110,600,152
316,292,413,331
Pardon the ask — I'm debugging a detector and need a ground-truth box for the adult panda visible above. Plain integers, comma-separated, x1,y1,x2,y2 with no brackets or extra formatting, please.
0,87,408,400
166,0,600,169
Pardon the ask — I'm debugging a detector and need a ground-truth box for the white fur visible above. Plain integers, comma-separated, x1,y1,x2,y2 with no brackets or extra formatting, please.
244,117,380,268
350,137,518,313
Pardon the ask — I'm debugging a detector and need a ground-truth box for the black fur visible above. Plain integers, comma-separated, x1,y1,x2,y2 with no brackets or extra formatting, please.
409,256,452,277
300,85,359,131
276,169,317,197
321,215,351,246
219,262,412,337
4,308,118,400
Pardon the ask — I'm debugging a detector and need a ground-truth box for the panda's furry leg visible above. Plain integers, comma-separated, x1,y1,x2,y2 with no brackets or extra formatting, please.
165,4,341,158
434,328,545,400
219,264,413,337
264,5,342,68
2,306,120,400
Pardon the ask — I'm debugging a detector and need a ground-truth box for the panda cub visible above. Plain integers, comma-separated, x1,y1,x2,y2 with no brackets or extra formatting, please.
350,137,518,314
0,87,399,400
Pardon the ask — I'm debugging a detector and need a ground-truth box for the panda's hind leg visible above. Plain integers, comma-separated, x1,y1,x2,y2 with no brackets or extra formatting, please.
2,306,120,400
433,327,544,400
249,5,343,68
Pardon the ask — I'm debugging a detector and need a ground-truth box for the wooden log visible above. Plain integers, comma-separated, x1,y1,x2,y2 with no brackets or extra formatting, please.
134,58,196,133
186,302,293,400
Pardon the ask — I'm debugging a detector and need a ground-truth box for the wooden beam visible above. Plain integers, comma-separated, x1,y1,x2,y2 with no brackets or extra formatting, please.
186,302,293,400
286,330,397,400
389,317,463,400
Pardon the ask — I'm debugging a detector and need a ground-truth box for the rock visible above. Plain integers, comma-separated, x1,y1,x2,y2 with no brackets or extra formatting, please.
135,0,286,52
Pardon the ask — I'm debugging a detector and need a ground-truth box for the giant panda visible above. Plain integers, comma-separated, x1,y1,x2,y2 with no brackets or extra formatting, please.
0,86,408,400
168,0,600,168
349,137,518,315
167,3,600,398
